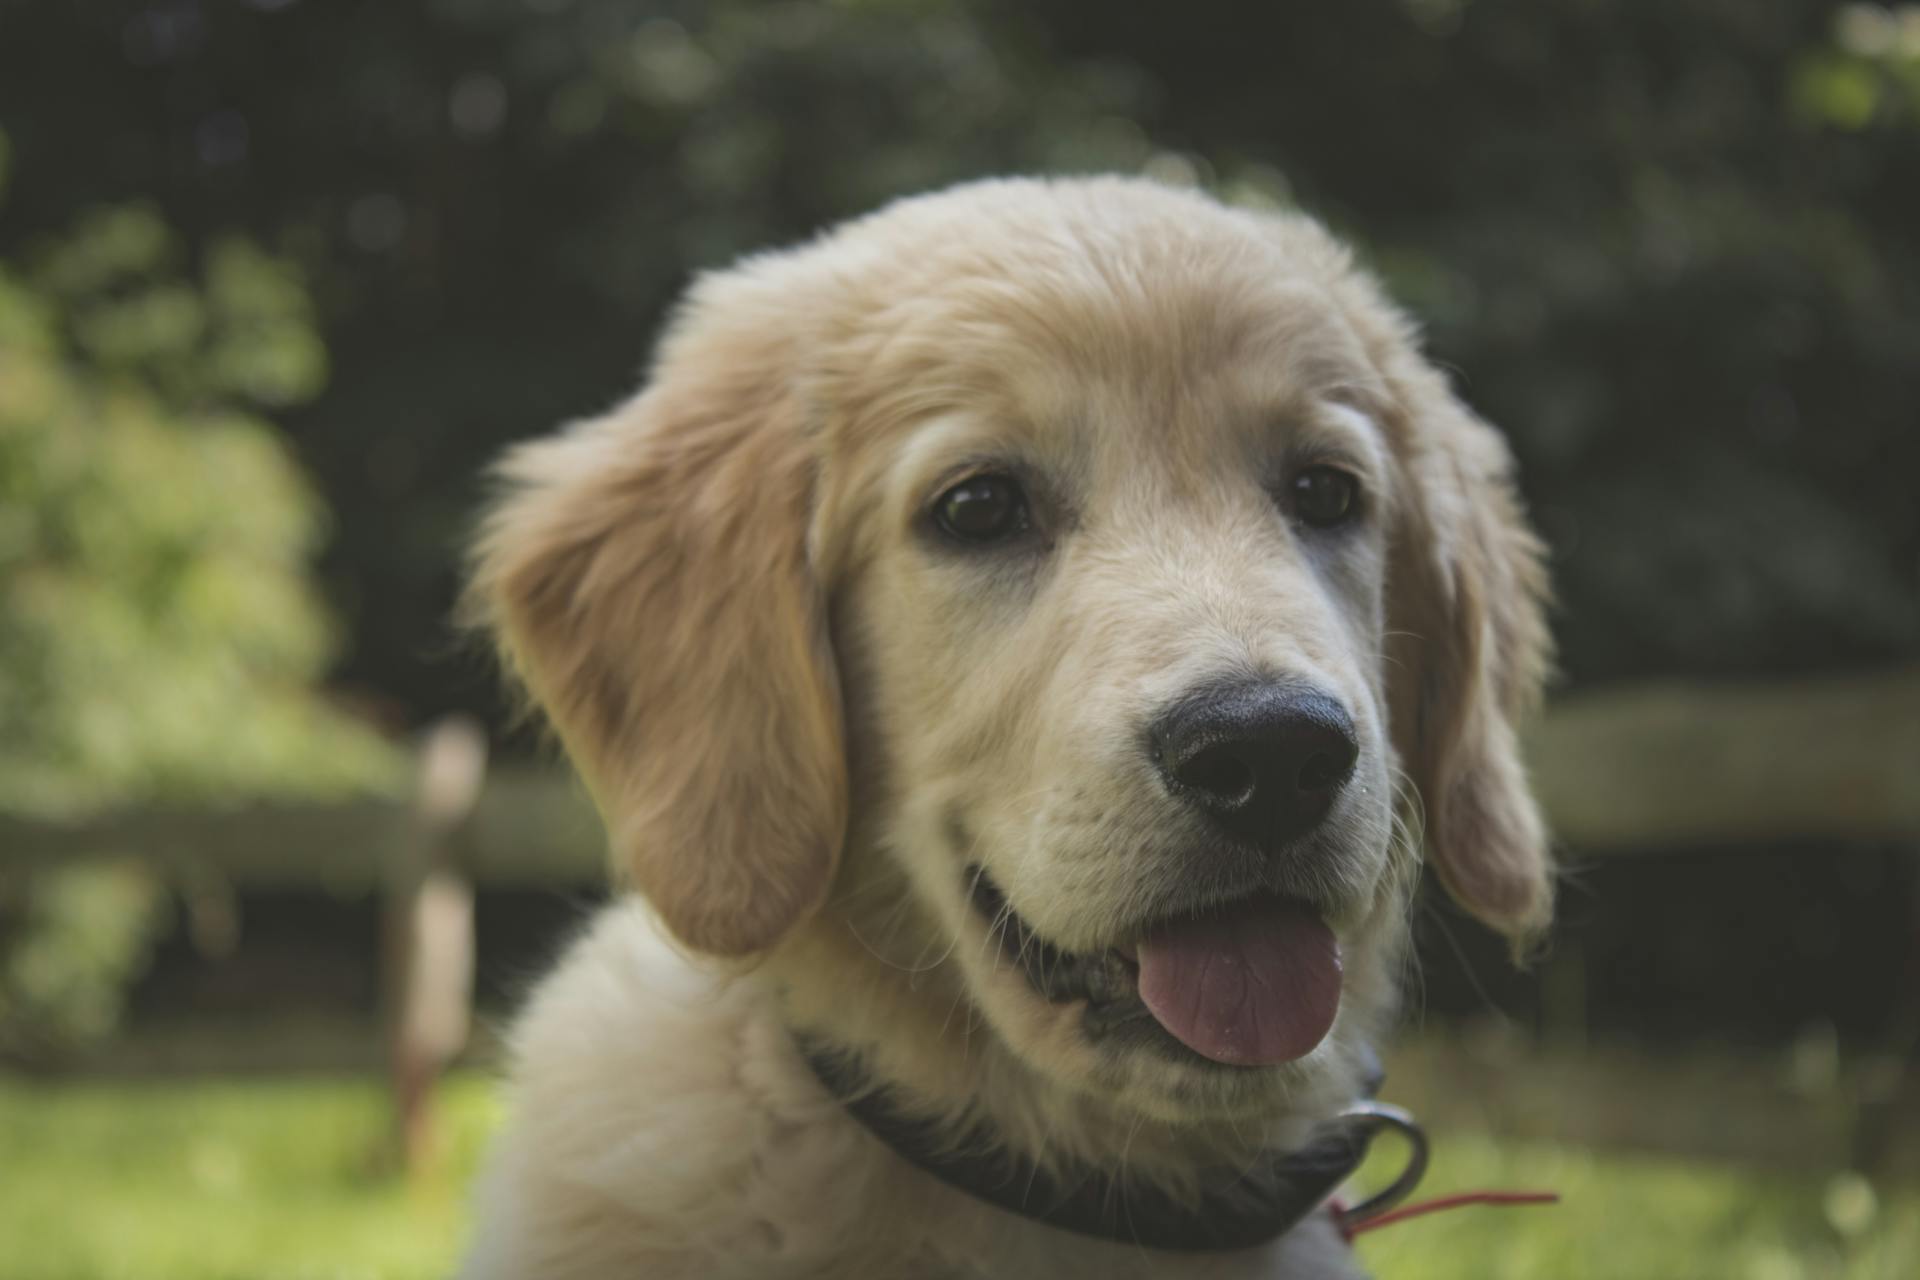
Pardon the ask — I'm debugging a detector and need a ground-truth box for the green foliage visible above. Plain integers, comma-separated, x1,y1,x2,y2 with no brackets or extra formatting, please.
0,0,1187,715
0,130,400,1057
0,863,163,1060
0,0,1904,703
0,192,395,815
1793,7,1920,128
32,207,327,410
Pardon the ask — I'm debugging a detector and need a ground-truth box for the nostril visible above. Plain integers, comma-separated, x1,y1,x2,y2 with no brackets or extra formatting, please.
1175,745,1256,807
1296,751,1346,794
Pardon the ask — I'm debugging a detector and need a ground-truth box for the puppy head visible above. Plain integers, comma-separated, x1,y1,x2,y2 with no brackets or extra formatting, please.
471,178,1551,1123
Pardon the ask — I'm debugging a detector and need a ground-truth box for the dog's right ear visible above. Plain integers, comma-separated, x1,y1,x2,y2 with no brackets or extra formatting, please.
467,294,846,957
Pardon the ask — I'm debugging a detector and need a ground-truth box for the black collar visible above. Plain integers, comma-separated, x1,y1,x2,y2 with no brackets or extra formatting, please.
796,1035,1428,1254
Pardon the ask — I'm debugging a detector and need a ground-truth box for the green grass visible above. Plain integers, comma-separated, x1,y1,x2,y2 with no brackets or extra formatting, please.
0,1073,1912,1279
1351,1131,1919,1280
0,1074,498,1280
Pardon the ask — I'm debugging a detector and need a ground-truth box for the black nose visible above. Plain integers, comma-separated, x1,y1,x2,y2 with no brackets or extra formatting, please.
1149,681,1359,851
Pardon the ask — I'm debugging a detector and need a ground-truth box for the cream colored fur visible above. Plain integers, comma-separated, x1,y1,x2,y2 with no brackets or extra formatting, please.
462,177,1551,1278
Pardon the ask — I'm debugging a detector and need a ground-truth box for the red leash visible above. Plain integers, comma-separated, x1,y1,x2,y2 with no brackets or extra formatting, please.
1336,1189,1561,1242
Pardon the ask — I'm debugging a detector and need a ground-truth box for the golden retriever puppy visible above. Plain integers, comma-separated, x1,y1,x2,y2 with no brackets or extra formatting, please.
461,176,1551,1279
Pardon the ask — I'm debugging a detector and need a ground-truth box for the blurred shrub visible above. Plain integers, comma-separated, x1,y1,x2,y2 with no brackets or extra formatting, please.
0,0,1186,718
0,0,1907,705
1794,3,1920,128
0,131,399,1058
0,865,162,1062
0,158,394,812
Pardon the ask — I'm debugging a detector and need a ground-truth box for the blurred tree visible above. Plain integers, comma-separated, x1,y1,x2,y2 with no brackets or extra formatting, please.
0,0,1910,1060
0,130,398,1057
0,0,1169,722
0,158,394,813
0,0,1913,715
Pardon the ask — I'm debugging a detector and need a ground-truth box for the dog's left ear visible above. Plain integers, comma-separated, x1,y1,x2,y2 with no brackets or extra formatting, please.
1386,376,1554,942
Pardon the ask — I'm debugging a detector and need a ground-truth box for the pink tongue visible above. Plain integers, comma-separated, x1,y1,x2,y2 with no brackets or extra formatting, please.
1135,897,1342,1066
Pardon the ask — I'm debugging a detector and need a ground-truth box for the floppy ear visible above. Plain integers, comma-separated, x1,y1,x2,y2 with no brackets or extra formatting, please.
468,306,845,957
1387,385,1554,942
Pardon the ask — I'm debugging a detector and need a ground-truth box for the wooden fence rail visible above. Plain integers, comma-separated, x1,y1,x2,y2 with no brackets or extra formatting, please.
3,667,1917,1171
1530,666,1920,851
6,666,1919,880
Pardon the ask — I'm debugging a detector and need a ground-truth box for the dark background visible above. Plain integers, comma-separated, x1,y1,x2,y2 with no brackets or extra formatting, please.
3,0,1917,1054
4,6,1919,1274
6,0,1916,713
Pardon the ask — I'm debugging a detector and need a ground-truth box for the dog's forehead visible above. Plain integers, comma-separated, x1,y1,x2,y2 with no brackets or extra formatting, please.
874,295,1389,482
1017,329,1382,472
814,198,1400,552
966,265,1377,407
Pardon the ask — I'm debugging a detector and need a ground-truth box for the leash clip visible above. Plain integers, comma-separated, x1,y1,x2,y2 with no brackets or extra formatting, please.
1330,1101,1430,1228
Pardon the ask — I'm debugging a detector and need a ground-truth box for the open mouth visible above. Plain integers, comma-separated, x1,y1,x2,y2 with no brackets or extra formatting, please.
967,867,1343,1068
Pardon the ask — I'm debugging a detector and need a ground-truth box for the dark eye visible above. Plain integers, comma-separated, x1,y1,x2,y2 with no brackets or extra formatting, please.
1287,466,1360,529
932,474,1029,544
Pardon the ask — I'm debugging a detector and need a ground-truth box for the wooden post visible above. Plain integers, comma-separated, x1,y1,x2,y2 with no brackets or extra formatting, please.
384,715,484,1176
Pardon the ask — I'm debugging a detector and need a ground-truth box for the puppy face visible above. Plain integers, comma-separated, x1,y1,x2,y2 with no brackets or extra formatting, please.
472,178,1551,1130
823,283,1411,1117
